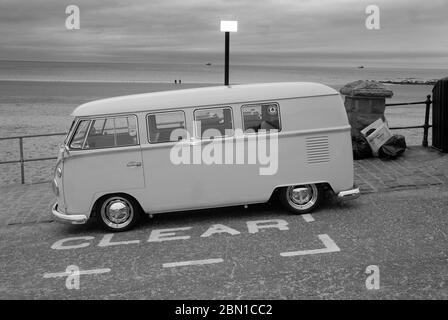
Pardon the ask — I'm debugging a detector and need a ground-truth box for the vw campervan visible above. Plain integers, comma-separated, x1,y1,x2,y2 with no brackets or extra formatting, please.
52,82,359,231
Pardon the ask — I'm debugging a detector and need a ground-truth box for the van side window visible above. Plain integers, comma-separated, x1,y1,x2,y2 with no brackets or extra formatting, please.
241,103,281,133
76,116,138,149
102,118,115,136
147,111,187,143
114,117,138,146
194,107,233,139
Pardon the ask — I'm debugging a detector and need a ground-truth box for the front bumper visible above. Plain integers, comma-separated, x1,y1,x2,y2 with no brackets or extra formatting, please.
51,203,88,224
337,187,360,200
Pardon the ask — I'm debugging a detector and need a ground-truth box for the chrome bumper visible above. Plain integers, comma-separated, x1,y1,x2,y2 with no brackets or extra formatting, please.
337,187,360,200
51,203,88,225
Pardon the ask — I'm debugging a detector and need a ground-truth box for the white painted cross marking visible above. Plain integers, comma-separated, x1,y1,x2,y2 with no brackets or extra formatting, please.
43,268,111,278
280,234,340,257
163,258,224,268
302,214,315,223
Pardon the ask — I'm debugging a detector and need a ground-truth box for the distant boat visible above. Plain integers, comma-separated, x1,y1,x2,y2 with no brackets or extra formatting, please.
206,63,212,66
358,65,365,69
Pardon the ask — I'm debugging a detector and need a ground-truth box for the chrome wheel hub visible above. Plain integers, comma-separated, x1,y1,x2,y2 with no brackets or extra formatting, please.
287,184,318,210
101,197,133,229
107,201,129,223
291,187,312,205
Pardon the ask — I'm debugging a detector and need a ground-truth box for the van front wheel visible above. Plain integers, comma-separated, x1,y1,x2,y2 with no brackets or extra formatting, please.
99,195,140,232
280,184,322,214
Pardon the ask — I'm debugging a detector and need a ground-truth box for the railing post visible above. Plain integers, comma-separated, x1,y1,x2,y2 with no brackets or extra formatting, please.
422,94,431,147
0,132,67,186
19,137,25,184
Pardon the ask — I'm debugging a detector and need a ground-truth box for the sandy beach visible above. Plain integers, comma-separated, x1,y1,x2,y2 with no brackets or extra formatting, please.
0,80,435,186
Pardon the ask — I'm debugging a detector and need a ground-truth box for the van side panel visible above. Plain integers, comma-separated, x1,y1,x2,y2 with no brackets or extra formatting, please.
60,84,356,217
63,146,144,215
275,94,354,193
134,94,354,213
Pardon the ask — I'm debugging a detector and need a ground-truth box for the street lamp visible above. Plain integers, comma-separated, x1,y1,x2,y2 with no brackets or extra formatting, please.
220,20,238,86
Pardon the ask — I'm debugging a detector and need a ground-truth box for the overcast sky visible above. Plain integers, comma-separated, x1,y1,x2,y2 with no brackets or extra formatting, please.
0,0,447,67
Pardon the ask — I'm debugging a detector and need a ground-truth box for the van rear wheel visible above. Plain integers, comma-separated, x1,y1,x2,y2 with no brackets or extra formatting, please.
99,195,140,232
280,184,322,214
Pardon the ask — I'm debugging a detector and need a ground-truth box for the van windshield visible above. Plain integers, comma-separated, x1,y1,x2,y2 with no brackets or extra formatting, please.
64,119,76,146
70,120,90,149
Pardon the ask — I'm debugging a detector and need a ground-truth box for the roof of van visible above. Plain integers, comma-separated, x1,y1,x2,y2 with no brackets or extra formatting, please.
71,82,338,117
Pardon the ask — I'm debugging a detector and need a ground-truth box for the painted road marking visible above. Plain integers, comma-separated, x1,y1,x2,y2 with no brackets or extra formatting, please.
43,268,111,278
302,214,315,222
163,258,224,268
280,234,340,257
50,219,291,251
51,236,95,250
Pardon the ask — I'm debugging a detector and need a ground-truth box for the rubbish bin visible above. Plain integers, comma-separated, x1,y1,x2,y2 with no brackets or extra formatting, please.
432,77,448,152
340,80,393,158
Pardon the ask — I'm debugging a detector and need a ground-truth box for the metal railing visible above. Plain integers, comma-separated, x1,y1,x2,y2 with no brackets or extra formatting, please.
0,132,66,184
0,95,434,185
386,95,432,147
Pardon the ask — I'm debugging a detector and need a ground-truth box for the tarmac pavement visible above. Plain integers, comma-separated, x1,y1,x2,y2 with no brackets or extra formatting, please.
0,146,447,299
0,185,447,299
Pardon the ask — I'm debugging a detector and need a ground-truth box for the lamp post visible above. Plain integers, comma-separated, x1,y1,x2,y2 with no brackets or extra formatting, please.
220,20,238,86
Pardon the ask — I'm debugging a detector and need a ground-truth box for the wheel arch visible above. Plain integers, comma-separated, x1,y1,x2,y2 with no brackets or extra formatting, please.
90,192,144,219
269,181,334,201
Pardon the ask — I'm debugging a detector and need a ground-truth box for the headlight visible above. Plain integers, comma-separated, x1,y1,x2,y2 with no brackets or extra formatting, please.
52,179,59,196
54,161,63,178
56,166,62,177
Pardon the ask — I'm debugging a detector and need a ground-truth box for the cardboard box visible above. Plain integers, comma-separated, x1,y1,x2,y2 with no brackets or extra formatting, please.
361,118,393,156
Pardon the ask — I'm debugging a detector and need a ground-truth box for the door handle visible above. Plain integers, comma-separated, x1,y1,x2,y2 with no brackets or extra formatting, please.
127,161,142,168
189,139,213,146
188,139,201,146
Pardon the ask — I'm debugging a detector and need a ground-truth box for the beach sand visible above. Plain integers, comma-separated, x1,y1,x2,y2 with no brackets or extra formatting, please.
0,81,435,186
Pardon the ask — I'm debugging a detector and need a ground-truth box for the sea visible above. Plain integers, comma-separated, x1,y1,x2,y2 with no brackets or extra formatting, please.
1,60,447,86
0,59,446,183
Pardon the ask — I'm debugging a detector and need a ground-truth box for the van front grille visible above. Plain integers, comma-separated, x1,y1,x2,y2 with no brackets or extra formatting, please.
306,136,330,164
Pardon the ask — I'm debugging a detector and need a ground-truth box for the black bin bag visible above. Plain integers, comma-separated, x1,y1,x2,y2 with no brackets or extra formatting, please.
352,135,373,160
379,135,406,159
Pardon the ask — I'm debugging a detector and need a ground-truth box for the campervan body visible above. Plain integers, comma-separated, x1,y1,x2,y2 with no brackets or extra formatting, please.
51,82,359,231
